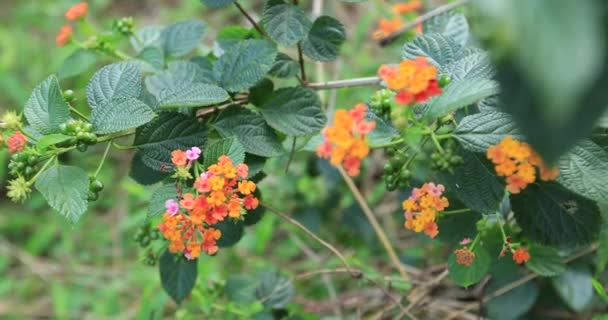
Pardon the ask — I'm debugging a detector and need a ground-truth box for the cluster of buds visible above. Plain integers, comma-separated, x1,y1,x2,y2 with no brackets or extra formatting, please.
378,57,445,105
487,136,559,194
158,153,259,260
382,143,413,191
56,2,89,47
112,17,134,36
430,139,463,173
59,119,98,152
369,89,394,122
498,236,530,264
402,182,449,239
317,104,376,176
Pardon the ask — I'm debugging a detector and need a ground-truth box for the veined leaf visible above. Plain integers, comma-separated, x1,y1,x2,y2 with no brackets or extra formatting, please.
159,250,197,303
86,62,142,109
35,164,89,224
202,137,246,169
91,97,156,134
423,78,500,118
302,16,346,62
557,139,608,203
259,87,325,136
157,83,229,109
263,0,312,46
213,39,277,92
455,110,525,153
402,33,464,67
24,75,71,135
161,20,206,57
423,12,470,46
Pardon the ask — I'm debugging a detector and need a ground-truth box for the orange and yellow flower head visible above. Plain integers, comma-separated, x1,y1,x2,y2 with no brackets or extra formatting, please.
378,57,442,105
402,182,448,239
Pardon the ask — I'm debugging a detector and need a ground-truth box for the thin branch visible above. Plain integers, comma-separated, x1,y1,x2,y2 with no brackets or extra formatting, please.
307,76,381,90
337,167,410,281
234,2,266,36
285,137,297,173
444,245,598,320
261,202,360,277
195,98,248,118
297,43,307,83
379,0,472,46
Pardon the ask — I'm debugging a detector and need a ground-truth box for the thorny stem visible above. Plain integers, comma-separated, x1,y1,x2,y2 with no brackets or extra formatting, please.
379,0,472,46
234,2,266,36
337,167,410,281
307,76,381,90
93,141,112,178
261,202,359,277
27,156,56,187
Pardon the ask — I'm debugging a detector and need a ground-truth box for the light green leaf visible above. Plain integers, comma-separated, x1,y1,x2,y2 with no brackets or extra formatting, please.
86,62,142,109
58,49,98,79
557,140,608,203
402,33,464,67
130,25,164,53
158,83,229,109
259,87,325,136
159,250,197,303
161,20,206,57
213,39,277,92
148,184,178,219
24,75,71,135
255,271,294,309
592,278,608,304
134,113,207,170
202,137,246,169
213,107,284,157
441,50,495,81
36,134,73,151
511,182,601,246
366,111,399,148
263,0,312,46
302,16,346,62
91,97,156,134
448,245,490,288
423,78,500,118
552,264,594,312
454,110,525,153
526,244,565,276
35,164,89,224
201,0,235,7
423,12,469,46
137,46,164,71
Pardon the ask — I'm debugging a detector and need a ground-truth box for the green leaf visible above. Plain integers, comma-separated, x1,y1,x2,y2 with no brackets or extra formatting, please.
269,53,299,78
215,219,244,247
592,278,608,304
35,164,89,224
259,87,325,136
511,182,601,246
36,134,73,151
255,271,294,309
86,62,142,109
134,113,207,170
91,97,156,134
148,184,178,219
129,152,169,185
447,245,490,288
437,211,481,244
58,49,97,79
160,20,206,57
202,137,246,169
366,111,399,148
159,250,197,303
485,271,539,320
526,244,565,276
440,50,494,81
249,78,274,106
302,16,346,62
557,140,608,203
131,25,163,53
213,39,277,92
145,61,216,104
137,46,165,71
201,0,235,7
402,33,464,67
552,264,594,312
423,12,469,46
454,110,525,153
24,75,71,135
598,205,608,273
213,107,284,157
423,78,500,118
226,274,257,303
263,0,312,46
440,147,505,213
157,83,229,109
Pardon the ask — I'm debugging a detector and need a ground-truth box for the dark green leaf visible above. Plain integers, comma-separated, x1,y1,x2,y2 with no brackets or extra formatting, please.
226,274,257,303
91,97,156,134
366,111,399,148
161,20,206,57
24,75,71,135
269,53,299,78
440,50,494,81
447,245,490,288
486,270,539,320
157,83,229,109
202,137,246,169
557,140,608,203
58,49,98,79
455,110,525,153
201,0,235,8
213,39,277,92
215,219,244,247
437,211,481,244
35,164,89,224
148,184,178,219
402,33,464,67
129,152,169,185
302,16,346,61
263,0,312,46
249,78,274,106
159,250,197,303
552,263,594,312
526,244,565,276
86,62,142,109
255,271,294,308
511,182,601,246
423,78,500,118
259,87,325,136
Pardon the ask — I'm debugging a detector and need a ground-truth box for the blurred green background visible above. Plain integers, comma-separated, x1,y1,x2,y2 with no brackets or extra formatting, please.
0,1,410,318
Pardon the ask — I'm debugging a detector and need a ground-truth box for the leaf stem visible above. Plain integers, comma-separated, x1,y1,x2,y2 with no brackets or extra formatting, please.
337,167,410,281
371,138,404,149
285,137,297,173
441,208,472,215
94,141,112,178
297,42,307,83
98,129,136,142
307,76,381,90
234,2,266,37
69,106,90,121
430,133,445,153
495,212,508,243
27,156,56,187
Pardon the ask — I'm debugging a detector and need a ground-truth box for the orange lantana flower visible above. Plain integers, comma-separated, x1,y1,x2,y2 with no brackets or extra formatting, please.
402,182,448,239
378,57,442,105
65,2,89,21
392,0,422,14
56,25,73,47
372,16,403,40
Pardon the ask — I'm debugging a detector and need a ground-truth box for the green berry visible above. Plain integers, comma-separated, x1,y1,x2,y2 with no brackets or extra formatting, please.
87,191,99,201
386,181,397,191
140,236,150,247
439,75,451,87
90,180,104,192
450,156,463,165
399,169,411,180
27,156,38,165
383,162,394,174
63,89,74,101
77,142,88,152
150,230,159,240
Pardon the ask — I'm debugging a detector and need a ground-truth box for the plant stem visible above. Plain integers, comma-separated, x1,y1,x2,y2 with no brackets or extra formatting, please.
337,167,410,281
379,0,472,46
285,137,297,173
434,133,453,140
113,49,133,60
371,138,404,149
261,202,359,276
430,133,445,153
441,208,472,215
69,106,89,121
307,76,381,90
234,2,266,36
297,42,307,83
98,129,135,142
468,233,480,252
27,156,56,187
94,141,112,178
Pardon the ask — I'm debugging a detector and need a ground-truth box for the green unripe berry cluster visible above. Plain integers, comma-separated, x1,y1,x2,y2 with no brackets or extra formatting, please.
382,143,412,191
369,89,393,122
59,119,98,151
8,149,42,179
134,224,161,265
113,17,134,36
87,175,105,201
430,140,463,174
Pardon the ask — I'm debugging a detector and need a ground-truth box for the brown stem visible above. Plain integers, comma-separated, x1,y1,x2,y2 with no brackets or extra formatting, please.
337,167,410,281
297,42,307,83
379,0,472,46
195,98,248,118
234,2,266,36
306,76,381,90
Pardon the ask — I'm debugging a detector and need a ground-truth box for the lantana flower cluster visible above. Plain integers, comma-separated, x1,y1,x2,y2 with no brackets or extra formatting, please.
372,1,422,40
56,2,89,46
317,103,376,177
0,112,27,154
487,136,559,194
402,182,449,239
158,152,259,260
378,57,442,105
